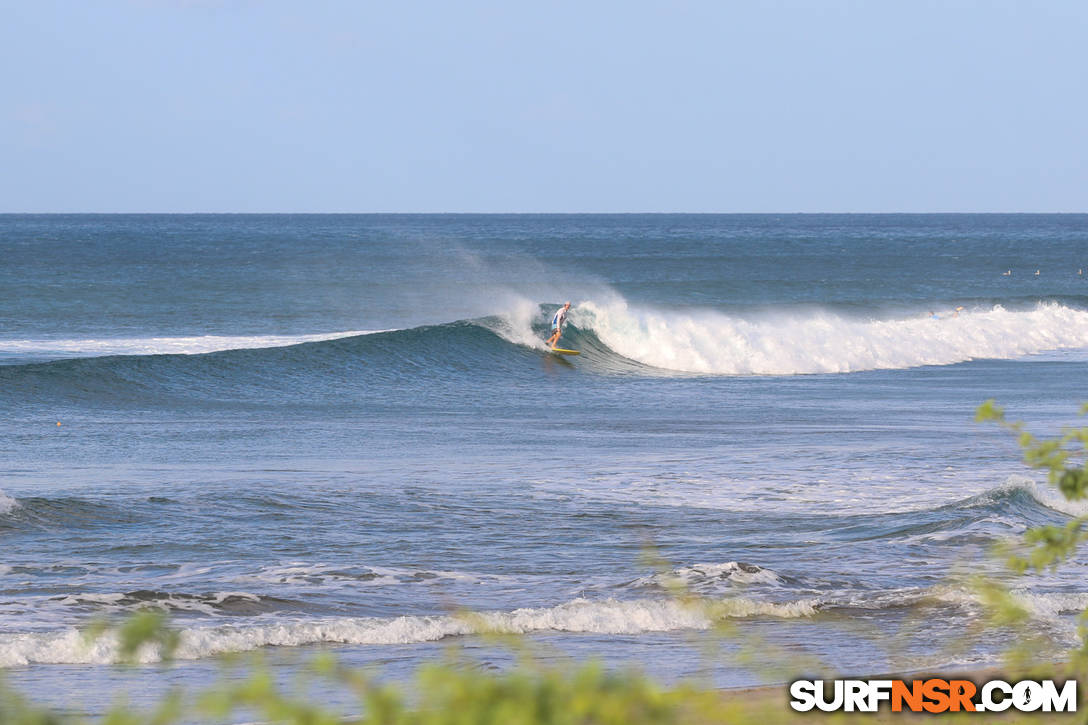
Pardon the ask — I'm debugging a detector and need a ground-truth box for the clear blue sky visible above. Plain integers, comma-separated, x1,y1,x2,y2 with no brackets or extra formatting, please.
3,1,1086,212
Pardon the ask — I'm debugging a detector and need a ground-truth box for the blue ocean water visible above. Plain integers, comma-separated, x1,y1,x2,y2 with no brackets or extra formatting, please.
2,214,1088,714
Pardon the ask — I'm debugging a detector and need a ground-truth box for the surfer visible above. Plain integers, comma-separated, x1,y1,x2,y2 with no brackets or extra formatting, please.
546,302,571,349
929,306,965,321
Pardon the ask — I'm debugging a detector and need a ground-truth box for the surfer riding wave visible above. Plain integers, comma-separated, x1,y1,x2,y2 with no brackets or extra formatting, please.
546,302,571,349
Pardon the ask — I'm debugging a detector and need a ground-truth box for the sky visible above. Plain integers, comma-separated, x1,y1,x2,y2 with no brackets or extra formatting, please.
2,0,1086,213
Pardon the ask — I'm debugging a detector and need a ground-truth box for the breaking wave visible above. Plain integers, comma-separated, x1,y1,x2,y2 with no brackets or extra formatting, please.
5,581,1087,667
0,596,819,666
1,300,1086,408
0,489,18,515
571,299,1088,375
626,562,784,594
1,296,1086,420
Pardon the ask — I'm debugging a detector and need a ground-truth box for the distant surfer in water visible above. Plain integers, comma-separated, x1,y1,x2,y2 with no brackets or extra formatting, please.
929,306,965,321
546,302,571,349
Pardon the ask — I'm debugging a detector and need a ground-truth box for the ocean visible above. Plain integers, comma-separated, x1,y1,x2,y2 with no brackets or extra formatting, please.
2,214,1088,715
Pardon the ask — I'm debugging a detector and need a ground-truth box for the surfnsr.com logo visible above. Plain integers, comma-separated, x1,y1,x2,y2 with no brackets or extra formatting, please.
789,679,1077,713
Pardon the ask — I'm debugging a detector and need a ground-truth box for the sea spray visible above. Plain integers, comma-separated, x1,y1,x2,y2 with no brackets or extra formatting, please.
0,489,18,515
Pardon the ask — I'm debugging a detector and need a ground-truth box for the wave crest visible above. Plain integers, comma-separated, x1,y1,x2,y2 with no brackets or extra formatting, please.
52,590,290,616
7,583,1088,666
971,475,1088,519
0,490,18,515
628,562,784,593
574,301,1088,374
0,596,818,666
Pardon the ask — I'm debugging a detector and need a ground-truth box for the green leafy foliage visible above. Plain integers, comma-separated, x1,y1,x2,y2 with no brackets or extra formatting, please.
976,400,1088,573
117,611,179,664
975,400,1088,675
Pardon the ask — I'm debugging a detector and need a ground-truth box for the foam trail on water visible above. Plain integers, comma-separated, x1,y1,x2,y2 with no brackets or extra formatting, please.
0,331,389,359
0,596,818,666
575,301,1088,374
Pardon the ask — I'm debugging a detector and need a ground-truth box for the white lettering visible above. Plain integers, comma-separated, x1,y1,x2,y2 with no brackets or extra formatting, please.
789,680,816,712
868,679,893,711
1013,681,1043,712
1040,680,1077,712
982,680,1012,712
816,680,844,712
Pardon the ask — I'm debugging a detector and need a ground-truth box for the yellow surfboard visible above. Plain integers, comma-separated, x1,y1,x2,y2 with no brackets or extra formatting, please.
550,347,580,356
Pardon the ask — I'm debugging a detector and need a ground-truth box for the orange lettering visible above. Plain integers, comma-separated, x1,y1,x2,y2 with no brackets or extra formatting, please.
892,680,924,712
949,680,976,712
922,679,951,713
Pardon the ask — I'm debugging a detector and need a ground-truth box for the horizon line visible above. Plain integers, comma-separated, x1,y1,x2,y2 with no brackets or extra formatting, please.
2,211,1087,216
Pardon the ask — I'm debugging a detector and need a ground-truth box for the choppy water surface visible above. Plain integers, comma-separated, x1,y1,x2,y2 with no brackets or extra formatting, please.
2,214,1088,713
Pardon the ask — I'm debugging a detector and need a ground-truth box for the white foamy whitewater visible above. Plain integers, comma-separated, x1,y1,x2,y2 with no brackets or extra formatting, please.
0,596,819,667
5,583,1084,667
571,300,1088,374
0,331,386,360
0,489,18,515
